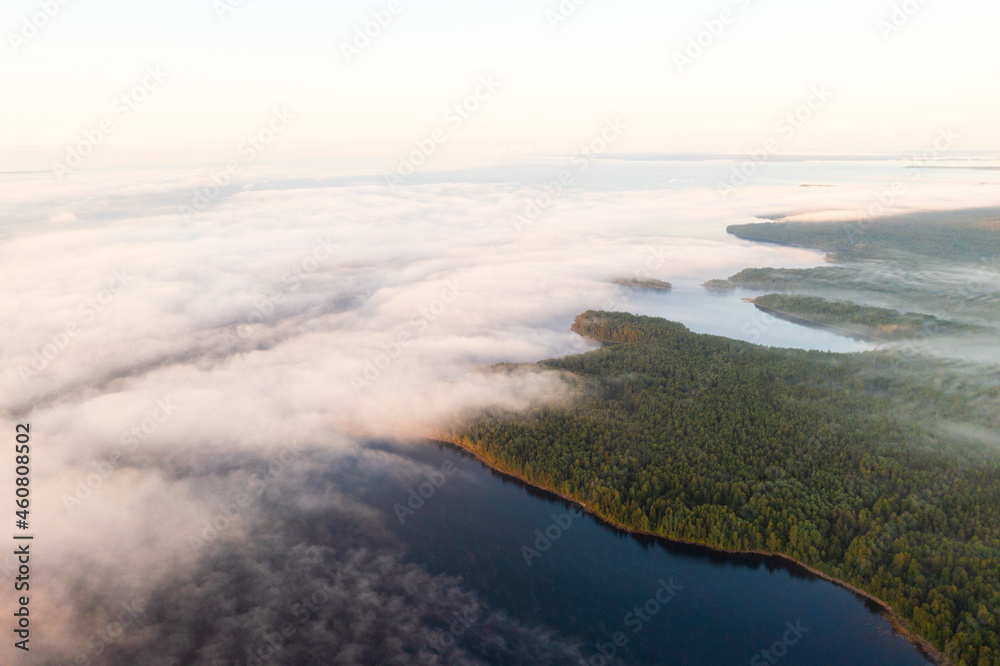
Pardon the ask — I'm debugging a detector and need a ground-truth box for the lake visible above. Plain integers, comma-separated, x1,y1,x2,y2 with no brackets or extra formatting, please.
353,438,932,665
621,286,875,353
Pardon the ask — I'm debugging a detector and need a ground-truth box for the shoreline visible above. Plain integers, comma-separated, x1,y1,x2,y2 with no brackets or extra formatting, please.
428,434,949,666
746,299,886,343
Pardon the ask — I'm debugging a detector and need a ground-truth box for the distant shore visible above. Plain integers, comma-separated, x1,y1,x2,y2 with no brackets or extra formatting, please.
429,434,948,666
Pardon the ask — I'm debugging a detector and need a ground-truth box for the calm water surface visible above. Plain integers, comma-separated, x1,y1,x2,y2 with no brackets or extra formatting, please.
624,287,876,353
356,439,931,666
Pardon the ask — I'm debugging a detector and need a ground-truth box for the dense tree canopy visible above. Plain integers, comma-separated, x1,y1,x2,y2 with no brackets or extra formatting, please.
752,293,970,340
451,312,1000,665
728,209,1000,263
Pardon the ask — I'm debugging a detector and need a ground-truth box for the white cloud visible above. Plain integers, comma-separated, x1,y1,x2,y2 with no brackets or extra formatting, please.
2,164,999,661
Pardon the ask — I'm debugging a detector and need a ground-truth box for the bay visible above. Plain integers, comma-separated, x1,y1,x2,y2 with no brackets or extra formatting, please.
355,439,933,666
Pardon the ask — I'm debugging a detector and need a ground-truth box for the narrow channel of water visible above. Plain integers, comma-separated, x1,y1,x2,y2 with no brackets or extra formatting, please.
621,287,876,354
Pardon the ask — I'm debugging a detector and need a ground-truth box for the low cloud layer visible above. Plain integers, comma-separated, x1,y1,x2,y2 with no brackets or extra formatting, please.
65,446,593,666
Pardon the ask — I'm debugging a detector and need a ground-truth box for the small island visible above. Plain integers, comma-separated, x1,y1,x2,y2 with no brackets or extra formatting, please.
613,277,673,291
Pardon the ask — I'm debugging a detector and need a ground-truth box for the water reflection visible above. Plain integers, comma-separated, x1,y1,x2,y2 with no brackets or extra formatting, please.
622,287,876,353
370,439,932,665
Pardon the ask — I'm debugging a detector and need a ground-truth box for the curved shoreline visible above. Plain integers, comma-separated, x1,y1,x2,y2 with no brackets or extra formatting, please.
747,300,886,343
428,434,949,666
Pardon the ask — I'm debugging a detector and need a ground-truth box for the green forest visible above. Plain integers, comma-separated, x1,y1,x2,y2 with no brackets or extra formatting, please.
705,266,870,292
752,294,970,340
450,311,1000,665
728,209,1000,263
703,266,998,331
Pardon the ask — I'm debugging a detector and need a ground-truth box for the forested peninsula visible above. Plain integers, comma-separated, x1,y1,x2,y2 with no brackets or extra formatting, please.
728,209,1000,263
749,294,970,341
448,311,1000,665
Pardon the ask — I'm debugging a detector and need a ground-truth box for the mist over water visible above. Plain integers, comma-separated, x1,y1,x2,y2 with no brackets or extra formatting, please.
2,159,998,663
621,288,876,353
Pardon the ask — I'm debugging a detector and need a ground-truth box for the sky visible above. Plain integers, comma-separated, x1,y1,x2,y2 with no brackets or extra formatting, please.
2,0,999,170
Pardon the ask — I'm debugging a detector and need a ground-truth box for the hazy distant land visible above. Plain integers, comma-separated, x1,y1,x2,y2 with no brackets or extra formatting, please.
612,277,673,291
728,207,1000,263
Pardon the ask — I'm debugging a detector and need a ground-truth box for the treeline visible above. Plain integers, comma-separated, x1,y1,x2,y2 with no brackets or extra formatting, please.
613,278,673,291
753,294,969,340
703,266,999,330
451,312,1000,665
727,209,1000,263
705,266,865,292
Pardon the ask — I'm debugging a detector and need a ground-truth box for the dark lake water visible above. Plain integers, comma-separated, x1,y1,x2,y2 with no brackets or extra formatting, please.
358,438,932,666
